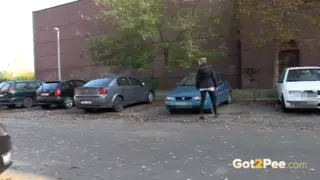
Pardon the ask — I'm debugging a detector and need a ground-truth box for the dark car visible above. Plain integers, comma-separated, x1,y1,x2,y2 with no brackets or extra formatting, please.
0,123,12,172
74,75,154,112
35,80,86,109
0,80,43,108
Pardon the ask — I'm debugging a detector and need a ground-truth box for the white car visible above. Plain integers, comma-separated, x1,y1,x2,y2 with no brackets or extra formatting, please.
277,66,320,112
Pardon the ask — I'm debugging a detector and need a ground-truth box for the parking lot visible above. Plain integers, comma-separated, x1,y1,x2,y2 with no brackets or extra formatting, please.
1,101,320,131
1,102,320,180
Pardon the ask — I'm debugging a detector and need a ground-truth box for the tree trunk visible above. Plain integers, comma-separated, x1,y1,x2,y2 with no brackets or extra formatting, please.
273,46,279,88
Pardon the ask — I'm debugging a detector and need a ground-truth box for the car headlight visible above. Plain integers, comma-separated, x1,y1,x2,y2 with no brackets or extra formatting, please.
194,96,201,101
0,123,8,136
166,97,175,101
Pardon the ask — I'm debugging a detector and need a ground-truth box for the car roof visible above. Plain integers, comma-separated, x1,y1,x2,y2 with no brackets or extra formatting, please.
3,80,39,83
286,66,320,70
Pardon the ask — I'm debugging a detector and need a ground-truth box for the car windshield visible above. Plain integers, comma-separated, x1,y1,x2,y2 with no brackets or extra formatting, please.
286,68,320,82
0,82,6,89
43,83,59,89
179,75,196,86
84,78,113,87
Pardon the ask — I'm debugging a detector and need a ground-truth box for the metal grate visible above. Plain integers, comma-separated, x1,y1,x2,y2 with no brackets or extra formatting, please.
175,97,192,100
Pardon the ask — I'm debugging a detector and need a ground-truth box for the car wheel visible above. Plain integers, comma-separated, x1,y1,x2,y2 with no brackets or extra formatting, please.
63,97,74,109
168,109,177,114
281,95,288,113
226,91,232,104
41,105,51,109
146,91,154,104
112,96,124,112
22,97,33,108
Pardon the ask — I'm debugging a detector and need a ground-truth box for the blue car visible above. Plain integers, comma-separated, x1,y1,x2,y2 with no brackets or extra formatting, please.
165,72,232,113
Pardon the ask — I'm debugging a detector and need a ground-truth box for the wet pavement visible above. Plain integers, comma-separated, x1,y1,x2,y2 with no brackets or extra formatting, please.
0,102,320,180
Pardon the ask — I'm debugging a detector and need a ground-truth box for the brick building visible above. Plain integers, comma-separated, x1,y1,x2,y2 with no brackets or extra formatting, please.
33,0,320,89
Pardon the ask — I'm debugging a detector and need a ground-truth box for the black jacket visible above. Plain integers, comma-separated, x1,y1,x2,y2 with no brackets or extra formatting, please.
196,64,218,89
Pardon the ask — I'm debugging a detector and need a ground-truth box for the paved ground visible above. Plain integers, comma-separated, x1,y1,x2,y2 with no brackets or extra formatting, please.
0,102,320,180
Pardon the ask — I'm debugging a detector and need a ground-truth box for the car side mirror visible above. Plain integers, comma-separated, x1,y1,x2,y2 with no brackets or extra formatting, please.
278,80,283,84
176,82,180,86
141,82,145,86
218,80,223,85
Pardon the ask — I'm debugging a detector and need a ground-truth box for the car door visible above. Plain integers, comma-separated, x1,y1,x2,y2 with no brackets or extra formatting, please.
14,82,32,100
127,76,145,102
117,77,132,105
277,69,287,100
61,81,75,98
28,81,39,98
215,73,228,104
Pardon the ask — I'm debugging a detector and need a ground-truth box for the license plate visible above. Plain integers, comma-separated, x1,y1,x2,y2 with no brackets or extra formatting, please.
175,102,191,105
2,151,11,165
81,101,92,104
41,93,49,96
0,94,4,97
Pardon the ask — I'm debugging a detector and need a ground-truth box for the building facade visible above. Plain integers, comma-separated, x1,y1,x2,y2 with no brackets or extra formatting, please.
33,0,320,89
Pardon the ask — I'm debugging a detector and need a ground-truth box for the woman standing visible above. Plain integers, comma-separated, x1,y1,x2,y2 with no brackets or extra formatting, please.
196,57,219,119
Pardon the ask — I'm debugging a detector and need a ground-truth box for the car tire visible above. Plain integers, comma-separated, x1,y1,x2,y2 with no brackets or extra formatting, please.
22,97,33,108
168,109,177,114
146,91,154,104
112,96,124,112
7,105,15,109
41,105,51,109
63,97,74,109
281,95,288,113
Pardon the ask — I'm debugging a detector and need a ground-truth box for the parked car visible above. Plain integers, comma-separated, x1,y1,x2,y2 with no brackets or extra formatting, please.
74,75,154,112
36,80,86,109
0,80,43,108
277,66,320,112
165,72,232,114
0,123,12,172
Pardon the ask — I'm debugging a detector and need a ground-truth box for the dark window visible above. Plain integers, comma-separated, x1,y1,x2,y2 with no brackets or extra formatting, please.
278,70,287,83
74,80,85,87
67,81,76,88
15,82,29,90
29,82,38,90
117,77,130,86
286,68,320,82
84,78,113,87
216,73,222,82
128,77,142,85
278,50,299,75
61,82,71,89
43,83,59,90
36,81,42,88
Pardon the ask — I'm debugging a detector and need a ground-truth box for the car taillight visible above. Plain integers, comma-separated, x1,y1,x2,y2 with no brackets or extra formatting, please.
54,88,61,96
99,88,107,95
36,91,41,96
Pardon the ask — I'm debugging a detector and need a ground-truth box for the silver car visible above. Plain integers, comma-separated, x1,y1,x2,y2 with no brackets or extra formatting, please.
74,75,155,112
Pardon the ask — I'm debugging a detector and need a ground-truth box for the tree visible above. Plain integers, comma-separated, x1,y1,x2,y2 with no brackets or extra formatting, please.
235,0,320,87
86,0,226,72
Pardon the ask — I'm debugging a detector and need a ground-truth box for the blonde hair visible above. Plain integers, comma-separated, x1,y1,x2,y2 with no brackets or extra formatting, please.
198,57,207,64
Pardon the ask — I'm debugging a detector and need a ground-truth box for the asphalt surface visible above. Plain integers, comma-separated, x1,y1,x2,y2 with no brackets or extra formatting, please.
0,102,320,180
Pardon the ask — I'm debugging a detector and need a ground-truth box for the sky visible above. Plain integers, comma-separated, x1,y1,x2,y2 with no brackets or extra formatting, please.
0,0,77,73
